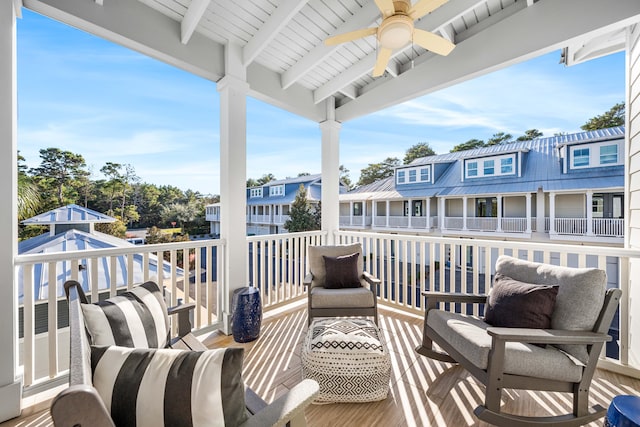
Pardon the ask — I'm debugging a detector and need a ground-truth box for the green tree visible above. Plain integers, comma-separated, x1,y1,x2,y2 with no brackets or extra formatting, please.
284,184,318,232
17,152,40,221
404,142,436,164
450,139,485,153
94,212,127,238
161,201,200,231
256,173,276,186
581,102,625,131
516,129,543,141
486,132,513,146
339,165,352,189
246,178,259,188
31,148,87,207
357,157,400,186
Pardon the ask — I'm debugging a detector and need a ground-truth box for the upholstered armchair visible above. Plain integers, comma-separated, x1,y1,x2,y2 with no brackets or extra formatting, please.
304,243,379,325
416,255,621,427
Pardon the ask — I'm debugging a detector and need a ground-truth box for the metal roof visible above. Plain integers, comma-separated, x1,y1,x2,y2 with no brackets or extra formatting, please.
21,204,116,225
248,174,321,189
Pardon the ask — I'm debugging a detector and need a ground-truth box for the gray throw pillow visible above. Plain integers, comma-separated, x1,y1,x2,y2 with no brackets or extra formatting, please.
485,274,559,329
323,253,361,289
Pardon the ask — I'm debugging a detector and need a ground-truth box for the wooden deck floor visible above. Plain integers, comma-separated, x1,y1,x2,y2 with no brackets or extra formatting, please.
3,303,640,427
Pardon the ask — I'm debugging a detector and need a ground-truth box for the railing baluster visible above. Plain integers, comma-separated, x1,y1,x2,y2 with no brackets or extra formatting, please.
23,264,34,387
47,263,58,378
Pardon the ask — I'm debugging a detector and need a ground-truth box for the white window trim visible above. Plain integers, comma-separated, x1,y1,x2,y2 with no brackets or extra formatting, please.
269,184,285,197
570,141,622,169
465,153,516,179
250,188,263,198
396,165,431,185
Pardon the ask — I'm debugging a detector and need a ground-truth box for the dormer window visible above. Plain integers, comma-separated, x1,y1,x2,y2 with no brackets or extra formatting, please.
569,141,622,170
250,188,263,198
269,185,284,196
600,144,618,164
465,153,516,179
396,165,431,185
573,148,590,167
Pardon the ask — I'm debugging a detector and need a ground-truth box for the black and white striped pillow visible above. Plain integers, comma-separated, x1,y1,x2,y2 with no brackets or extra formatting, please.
91,346,248,427
81,281,170,348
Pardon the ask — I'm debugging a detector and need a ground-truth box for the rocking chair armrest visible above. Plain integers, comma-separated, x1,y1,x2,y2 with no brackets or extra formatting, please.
421,291,488,305
242,379,320,427
362,271,380,286
303,274,313,287
486,327,611,345
167,303,196,338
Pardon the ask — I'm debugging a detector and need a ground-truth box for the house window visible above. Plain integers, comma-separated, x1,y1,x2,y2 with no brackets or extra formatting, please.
420,168,429,181
397,170,405,184
413,200,423,216
467,161,478,177
483,160,495,176
409,170,417,182
250,188,263,198
353,202,362,216
573,148,590,167
500,157,513,174
592,195,604,218
600,144,618,164
269,185,284,196
476,198,497,217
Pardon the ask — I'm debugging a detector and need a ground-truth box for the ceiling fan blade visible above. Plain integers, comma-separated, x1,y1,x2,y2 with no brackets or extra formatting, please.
408,0,449,20
372,47,393,77
374,0,396,18
413,29,455,56
325,27,378,46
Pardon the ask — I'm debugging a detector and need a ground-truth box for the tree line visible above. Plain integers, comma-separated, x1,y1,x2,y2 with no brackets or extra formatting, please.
18,148,218,240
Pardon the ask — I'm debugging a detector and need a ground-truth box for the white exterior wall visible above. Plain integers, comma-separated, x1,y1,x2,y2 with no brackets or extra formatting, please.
389,201,404,216
447,199,463,216
504,196,526,217
626,24,640,369
555,194,585,217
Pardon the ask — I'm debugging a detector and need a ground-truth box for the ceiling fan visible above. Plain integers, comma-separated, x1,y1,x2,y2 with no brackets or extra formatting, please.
324,0,455,77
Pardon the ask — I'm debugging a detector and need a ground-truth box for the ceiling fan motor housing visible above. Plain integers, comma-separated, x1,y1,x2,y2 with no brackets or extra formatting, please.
378,15,414,49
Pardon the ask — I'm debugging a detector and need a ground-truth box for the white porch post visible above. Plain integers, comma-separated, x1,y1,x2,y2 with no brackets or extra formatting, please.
349,201,353,226
320,97,340,245
536,188,545,233
218,42,248,334
496,195,503,232
426,197,431,229
362,200,367,227
439,198,445,230
372,201,377,229
385,200,390,227
0,2,22,421
407,199,412,228
549,193,556,234
525,193,532,233
462,196,468,230
586,191,594,236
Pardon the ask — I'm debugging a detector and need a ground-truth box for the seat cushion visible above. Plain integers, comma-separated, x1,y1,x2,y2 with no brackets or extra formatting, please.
308,243,363,288
323,252,361,289
310,286,375,308
427,310,583,383
495,255,606,364
81,281,169,348
485,274,559,329
91,345,247,427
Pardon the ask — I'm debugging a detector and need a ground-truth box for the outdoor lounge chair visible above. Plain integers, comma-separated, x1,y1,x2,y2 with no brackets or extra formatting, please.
304,243,379,325
51,280,319,427
415,255,621,427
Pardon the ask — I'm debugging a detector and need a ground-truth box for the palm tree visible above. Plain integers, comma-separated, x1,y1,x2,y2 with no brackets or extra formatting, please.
17,174,40,221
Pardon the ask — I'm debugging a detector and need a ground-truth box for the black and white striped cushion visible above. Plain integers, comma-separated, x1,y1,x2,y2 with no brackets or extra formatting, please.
81,281,170,348
91,346,247,427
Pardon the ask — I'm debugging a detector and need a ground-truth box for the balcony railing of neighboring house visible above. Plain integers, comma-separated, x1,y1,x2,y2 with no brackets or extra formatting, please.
339,215,373,227
444,216,464,229
205,212,220,222
15,239,224,391
593,218,625,237
555,218,588,235
388,216,409,228
553,218,625,238
466,217,498,231
249,214,271,224
12,229,640,397
272,214,290,225
374,216,386,227
500,217,529,233
445,217,531,233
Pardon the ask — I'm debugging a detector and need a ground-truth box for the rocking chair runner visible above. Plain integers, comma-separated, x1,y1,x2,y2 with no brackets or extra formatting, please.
415,255,621,427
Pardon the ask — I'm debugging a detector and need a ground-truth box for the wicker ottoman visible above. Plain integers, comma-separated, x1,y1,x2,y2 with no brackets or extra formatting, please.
301,318,391,403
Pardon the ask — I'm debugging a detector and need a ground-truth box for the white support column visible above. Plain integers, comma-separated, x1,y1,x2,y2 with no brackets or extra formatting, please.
407,199,412,228
349,201,354,226
525,193,532,233
385,200,390,227
426,197,431,229
549,193,556,234
0,2,22,421
218,42,248,334
462,196,468,230
372,201,377,229
362,200,367,228
586,191,594,236
320,97,340,245
439,198,445,230
536,188,545,233
496,195,503,232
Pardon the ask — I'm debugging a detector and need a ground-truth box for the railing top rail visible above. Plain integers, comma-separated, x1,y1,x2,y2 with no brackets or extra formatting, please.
246,230,326,242
15,239,225,265
335,230,640,258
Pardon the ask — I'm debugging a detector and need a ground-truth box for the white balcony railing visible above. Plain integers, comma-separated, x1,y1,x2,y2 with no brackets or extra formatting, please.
339,215,372,227
593,218,625,237
553,218,624,237
14,229,639,395
249,214,271,224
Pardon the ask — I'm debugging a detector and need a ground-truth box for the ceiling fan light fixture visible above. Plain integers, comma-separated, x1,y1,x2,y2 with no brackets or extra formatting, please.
377,15,414,49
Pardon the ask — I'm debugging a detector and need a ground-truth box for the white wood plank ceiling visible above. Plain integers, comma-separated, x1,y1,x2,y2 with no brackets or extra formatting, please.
21,0,640,122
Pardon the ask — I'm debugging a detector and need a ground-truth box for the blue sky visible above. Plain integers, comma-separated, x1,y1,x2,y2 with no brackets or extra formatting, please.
17,10,625,195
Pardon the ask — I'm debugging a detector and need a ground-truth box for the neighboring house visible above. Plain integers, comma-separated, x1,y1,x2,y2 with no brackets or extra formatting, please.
340,126,625,245
18,204,179,301
206,174,349,236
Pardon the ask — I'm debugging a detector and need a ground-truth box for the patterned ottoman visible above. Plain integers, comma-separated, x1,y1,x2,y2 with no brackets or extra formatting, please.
301,318,391,403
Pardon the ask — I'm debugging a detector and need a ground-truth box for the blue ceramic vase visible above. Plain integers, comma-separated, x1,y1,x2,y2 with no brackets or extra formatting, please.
231,286,262,343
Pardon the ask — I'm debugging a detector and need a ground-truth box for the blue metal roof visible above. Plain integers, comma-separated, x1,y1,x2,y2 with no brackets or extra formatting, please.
247,175,347,205
22,204,116,225
345,126,625,199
